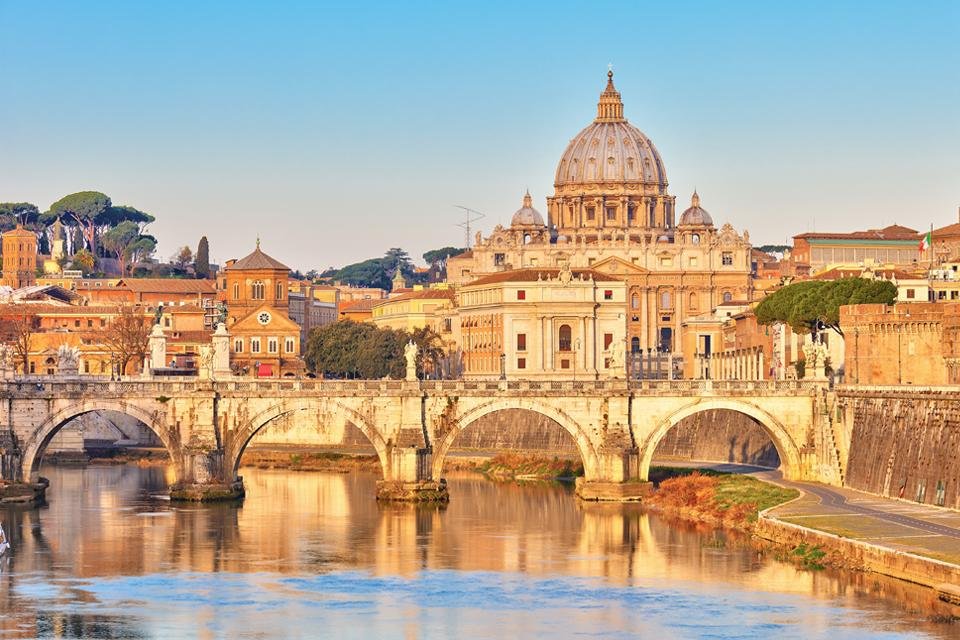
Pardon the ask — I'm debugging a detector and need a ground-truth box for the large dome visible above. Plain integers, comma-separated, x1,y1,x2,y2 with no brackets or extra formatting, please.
554,71,667,189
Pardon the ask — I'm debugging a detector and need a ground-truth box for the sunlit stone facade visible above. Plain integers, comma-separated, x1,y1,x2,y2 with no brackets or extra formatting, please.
447,72,753,358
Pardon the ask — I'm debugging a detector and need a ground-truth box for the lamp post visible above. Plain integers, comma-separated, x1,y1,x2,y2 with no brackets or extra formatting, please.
499,352,506,381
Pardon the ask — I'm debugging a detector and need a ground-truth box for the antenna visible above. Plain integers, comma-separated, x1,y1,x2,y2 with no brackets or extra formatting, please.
454,205,486,248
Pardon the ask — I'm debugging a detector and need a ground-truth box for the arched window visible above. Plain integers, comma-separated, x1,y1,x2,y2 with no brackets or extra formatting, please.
558,324,572,352
232,282,239,299
252,281,265,300
660,290,672,309
275,282,284,300
691,233,700,245
631,293,639,310
524,234,531,245
631,337,640,353
722,291,733,303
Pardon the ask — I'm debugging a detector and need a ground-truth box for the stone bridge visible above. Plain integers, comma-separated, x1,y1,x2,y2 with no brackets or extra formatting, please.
0,377,841,502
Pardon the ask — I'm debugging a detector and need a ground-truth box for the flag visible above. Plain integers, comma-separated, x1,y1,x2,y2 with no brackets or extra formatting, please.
919,230,932,252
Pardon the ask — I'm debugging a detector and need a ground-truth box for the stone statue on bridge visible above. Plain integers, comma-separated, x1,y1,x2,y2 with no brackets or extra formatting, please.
198,344,215,381
0,345,14,379
404,340,418,381
56,345,81,376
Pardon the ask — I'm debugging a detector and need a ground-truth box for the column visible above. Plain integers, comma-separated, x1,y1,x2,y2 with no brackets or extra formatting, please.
758,348,765,380
547,317,555,370
640,288,648,352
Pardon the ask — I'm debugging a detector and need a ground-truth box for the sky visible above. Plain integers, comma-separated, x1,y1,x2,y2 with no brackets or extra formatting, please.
1,1,958,271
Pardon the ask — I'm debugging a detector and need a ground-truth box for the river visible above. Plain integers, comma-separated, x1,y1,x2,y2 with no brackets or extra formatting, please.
0,464,956,639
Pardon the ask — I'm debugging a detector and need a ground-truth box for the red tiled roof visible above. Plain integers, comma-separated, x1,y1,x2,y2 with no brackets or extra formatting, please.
794,224,919,241
339,299,380,312
226,246,289,271
373,289,455,306
116,278,216,293
464,268,621,286
933,222,960,237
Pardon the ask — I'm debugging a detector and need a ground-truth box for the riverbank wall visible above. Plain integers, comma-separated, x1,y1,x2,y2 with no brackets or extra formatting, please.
839,387,960,510
756,511,960,595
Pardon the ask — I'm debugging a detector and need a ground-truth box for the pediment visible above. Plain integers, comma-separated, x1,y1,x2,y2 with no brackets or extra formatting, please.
231,304,300,332
590,255,650,275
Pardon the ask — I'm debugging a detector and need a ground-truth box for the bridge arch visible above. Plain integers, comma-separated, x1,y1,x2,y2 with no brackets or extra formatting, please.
22,399,177,483
227,398,389,479
431,398,601,480
638,398,803,482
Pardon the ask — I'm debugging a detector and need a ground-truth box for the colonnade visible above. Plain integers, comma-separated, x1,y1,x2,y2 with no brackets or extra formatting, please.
694,347,766,381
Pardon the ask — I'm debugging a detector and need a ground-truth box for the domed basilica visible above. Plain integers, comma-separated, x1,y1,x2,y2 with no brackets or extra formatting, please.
447,71,752,358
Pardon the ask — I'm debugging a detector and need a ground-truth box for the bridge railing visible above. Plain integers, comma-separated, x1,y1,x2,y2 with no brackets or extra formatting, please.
1,375,827,397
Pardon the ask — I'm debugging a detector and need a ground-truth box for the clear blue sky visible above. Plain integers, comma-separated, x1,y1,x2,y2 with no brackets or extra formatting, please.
1,1,958,270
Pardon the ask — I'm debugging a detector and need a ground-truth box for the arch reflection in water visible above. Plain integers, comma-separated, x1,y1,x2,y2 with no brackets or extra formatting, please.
0,465,954,639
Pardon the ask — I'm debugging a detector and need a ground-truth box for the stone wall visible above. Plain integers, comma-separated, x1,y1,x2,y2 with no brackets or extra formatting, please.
844,391,960,509
652,409,781,468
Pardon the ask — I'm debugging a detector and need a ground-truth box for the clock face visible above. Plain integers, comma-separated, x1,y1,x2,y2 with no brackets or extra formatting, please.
257,311,272,325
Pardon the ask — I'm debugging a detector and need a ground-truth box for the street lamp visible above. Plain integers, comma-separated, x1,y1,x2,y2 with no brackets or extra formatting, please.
499,353,506,381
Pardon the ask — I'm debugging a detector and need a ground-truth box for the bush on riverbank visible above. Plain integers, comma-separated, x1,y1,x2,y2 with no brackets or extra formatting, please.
478,454,583,480
647,469,798,529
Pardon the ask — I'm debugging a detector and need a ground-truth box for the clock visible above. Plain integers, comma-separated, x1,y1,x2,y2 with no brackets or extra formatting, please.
257,311,272,325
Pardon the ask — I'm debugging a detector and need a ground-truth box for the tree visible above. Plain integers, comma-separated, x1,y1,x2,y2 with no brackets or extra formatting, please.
0,202,40,230
44,191,112,255
1,310,38,374
102,306,151,375
305,321,450,379
755,277,897,338
70,249,96,274
423,246,466,269
305,320,377,377
383,247,413,276
101,221,141,277
172,245,193,270
195,236,210,278
330,257,389,289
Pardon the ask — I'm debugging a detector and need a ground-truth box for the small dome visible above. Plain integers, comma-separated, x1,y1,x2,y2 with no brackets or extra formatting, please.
678,191,713,226
511,191,545,227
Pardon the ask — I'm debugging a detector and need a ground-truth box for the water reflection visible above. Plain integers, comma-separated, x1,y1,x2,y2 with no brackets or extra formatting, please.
0,465,955,639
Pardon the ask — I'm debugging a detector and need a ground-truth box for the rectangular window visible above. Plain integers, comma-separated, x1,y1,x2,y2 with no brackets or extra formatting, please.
588,257,595,266
906,288,915,299
494,253,506,266
604,333,613,350
688,257,698,267
84,361,90,373
606,207,616,220
268,338,278,353
659,257,673,267
74,319,80,328
285,337,295,353
516,333,527,351
560,359,570,369
87,319,93,328
251,338,261,354
586,207,595,221
233,283,240,299
604,290,613,300
517,290,526,300
722,252,733,266
234,339,243,353
517,358,526,369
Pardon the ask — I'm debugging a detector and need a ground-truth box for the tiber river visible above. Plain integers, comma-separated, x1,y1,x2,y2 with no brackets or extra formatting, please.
0,464,956,639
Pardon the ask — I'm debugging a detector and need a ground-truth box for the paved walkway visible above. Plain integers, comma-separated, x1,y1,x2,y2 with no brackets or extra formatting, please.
654,460,960,566
758,471,960,565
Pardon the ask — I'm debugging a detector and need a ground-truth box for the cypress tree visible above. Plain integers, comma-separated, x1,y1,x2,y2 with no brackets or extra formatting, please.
195,236,210,278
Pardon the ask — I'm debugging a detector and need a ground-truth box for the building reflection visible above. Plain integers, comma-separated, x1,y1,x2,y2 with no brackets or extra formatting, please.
0,464,954,638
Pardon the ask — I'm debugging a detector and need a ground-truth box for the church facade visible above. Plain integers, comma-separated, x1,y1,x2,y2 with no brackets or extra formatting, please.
447,71,753,361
